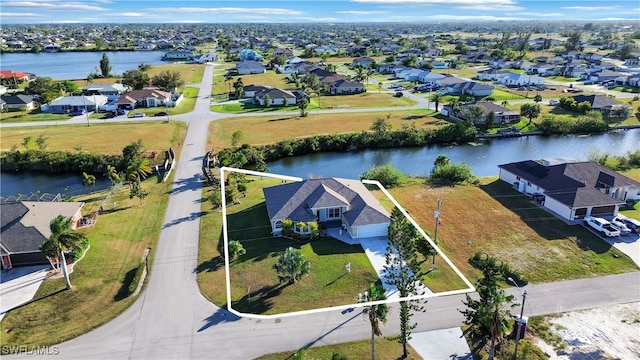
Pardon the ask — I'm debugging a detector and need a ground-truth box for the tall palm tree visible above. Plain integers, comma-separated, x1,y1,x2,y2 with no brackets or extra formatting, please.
429,93,443,112
40,215,87,290
362,284,388,360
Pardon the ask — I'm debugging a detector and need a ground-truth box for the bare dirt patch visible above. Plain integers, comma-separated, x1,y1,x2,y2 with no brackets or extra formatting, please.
535,303,640,360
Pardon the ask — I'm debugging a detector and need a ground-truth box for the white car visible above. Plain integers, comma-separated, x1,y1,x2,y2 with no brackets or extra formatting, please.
610,218,632,234
549,99,559,106
583,216,621,237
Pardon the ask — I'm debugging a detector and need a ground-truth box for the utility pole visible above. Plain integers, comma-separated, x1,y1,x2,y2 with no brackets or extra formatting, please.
513,290,527,360
431,198,442,271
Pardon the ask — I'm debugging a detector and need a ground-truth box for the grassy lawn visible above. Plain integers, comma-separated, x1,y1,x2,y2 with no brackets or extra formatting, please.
0,109,75,123
433,67,477,79
0,121,187,153
256,337,422,360
208,109,444,148
197,177,379,315
0,176,174,347
548,76,580,83
379,178,639,290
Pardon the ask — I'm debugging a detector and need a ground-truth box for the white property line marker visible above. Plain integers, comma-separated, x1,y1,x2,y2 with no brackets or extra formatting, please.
219,167,475,320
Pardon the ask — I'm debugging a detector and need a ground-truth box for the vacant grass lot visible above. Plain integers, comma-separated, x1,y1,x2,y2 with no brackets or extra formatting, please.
0,121,187,153
0,177,173,347
380,179,639,289
256,337,422,360
197,177,380,315
0,110,75,123
208,109,444,148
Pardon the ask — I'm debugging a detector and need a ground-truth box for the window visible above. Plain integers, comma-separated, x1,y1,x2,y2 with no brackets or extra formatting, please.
275,221,282,229
328,208,340,218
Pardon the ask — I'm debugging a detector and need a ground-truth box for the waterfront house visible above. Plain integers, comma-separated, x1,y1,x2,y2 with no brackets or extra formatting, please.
263,178,390,239
162,48,195,61
568,95,622,112
499,159,640,221
81,83,128,100
1,201,84,269
0,70,36,85
455,101,520,124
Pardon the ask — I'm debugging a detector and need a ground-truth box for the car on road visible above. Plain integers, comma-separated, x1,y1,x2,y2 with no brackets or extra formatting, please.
153,111,168,117
613,214,640,233
583,216,621,237
132,113,145,118
549,99,559,106
394,91,404,97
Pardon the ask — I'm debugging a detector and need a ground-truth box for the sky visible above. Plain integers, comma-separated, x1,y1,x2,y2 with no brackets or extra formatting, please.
1,0,639,24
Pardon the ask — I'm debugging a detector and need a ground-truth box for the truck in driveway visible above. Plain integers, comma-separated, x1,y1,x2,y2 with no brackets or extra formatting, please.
583,216,621,237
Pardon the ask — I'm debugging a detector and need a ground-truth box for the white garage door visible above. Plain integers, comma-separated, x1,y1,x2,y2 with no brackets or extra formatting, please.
355,223,389,239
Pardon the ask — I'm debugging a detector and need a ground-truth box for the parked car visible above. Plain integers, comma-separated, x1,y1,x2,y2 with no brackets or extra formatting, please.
610,218,632,235
549,99,559,106
394,91,404,97
153,111,168,117
613,214,640,233
583,216,621,237
132,112,145,118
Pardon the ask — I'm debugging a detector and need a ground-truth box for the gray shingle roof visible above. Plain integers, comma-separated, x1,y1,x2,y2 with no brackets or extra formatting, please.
498,160,637,207
263,178,390,227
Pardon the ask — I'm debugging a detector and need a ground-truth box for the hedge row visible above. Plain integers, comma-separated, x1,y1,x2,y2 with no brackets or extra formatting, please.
128,261,146,295
0,150,123,173
216,122,477,170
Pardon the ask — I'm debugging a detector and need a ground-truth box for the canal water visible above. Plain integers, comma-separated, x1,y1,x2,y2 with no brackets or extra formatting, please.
268,128,640,179
0,50,169,80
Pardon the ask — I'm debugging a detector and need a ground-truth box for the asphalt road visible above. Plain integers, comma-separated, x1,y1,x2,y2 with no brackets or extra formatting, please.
5,63,640,359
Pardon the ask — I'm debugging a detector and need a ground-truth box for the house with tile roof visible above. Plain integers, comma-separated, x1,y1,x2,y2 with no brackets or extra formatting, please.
498,159,640,221
263,178,390,239
1,201,84,269
115,88,171,109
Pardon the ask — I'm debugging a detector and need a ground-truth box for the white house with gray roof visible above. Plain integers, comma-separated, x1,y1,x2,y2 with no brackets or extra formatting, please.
263,178,390,239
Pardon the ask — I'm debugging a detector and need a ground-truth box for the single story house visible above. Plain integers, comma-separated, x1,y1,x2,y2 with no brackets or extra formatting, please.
47,95,108,114
498,73,545,86
457,101,520,124
253,87,297,106
447,81,494,97
328,79,366,95
263,178,390,239
498,159,640,221
115,88,171,109
243,84,269,98
352,57,375,68
162,48,195,60
236,60,266,75
81,83,128,97
0,94,37,111
569,95,622,112
1,201,84,269
0,70,36,84
418,72,445,85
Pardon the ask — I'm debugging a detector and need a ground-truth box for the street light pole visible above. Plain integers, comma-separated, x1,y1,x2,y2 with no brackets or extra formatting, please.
431,198,442,271
508,277,527,360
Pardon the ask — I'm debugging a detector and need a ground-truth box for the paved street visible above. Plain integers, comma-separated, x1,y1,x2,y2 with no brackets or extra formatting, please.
4,63,640,359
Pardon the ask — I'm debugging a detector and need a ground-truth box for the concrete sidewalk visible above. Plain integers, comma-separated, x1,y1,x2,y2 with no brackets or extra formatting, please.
409,327,472,360
0,265,49,322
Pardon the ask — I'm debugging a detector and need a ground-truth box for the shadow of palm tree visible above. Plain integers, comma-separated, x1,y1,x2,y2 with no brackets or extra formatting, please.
168,174,203,195
194,256,223,274
197,307,241,332
231,283,288,314
114,267,138,301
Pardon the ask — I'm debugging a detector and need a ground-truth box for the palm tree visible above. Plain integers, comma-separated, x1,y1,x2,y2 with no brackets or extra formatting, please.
40,215,87,290
126,158,152,182
81,172,96,187
274,247,310,284
361,284,388,360
429,93,444,112
104,164,121,185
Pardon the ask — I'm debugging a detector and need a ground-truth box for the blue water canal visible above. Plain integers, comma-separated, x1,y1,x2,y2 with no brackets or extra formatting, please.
2,129,639,197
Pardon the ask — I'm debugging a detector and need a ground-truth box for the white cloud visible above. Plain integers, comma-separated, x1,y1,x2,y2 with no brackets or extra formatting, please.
335,10,387,15
295,17,341,22
0,12,47,18
561,6,621,11
596,17,628,21
118,12,147,17
456,4,522,10
509,12,563,17
421,14,523,21
352,0,517,4
155,7,303,16
2,1,106,11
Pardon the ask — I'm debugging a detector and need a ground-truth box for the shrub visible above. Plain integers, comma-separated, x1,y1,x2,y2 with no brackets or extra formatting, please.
469,251,528,285
360,162,405,188
281,219,294,235
429,163,477,185
128,261,146,295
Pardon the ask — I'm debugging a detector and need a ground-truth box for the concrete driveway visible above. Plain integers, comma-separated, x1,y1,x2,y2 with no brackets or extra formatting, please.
0,265,50,322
